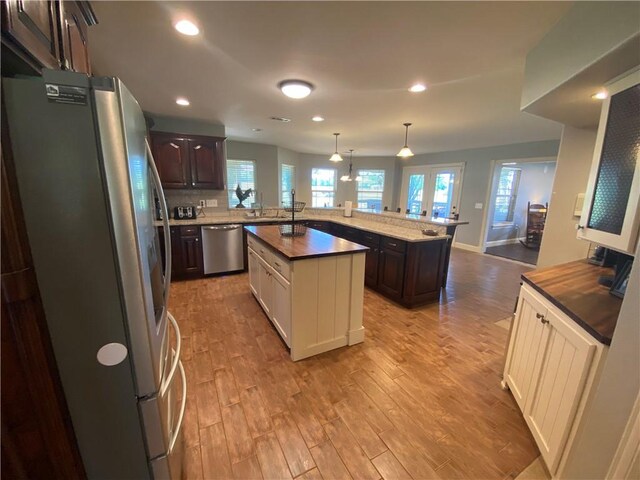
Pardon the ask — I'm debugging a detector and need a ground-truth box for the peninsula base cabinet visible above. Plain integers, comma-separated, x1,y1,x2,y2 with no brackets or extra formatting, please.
502,284,608,477
247,233,365,361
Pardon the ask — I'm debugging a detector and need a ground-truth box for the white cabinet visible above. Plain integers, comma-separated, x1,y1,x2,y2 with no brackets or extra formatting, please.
271,270,291,347
248,248,259,297
249,243,291,347
577,69,640,254
503,284,606,476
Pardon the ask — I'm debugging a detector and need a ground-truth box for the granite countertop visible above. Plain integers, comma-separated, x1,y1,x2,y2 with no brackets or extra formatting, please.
356,209,469,227
521,260,622,345
245,225,369,261
161,214,451,243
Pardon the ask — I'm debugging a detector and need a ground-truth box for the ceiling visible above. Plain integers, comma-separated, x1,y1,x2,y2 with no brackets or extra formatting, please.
90,1,572,156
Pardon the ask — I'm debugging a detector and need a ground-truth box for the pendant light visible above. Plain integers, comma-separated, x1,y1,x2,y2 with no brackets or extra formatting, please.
397,122,414,158
341,150,361,182
329,133,343,162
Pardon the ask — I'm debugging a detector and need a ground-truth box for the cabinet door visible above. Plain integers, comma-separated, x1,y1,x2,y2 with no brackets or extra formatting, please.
364,248,379,288
2,0,60,69
169,227,182,279
578,70,640,254
180,235,203,275
377,249,405,300
248,248,259,297
503,287,550,412
58,1,91,74
150,134,190,189
257,259,273,317
188,138,224,190
525,308,597,473
271,271,291,347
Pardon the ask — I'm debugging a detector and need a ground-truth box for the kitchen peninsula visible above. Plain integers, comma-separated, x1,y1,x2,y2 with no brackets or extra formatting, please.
245,225,368,360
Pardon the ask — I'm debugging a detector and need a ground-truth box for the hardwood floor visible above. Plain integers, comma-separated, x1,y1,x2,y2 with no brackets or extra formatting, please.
169,248,538,480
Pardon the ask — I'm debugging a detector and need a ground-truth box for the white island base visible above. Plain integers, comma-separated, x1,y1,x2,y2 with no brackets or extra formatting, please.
246,226,367,361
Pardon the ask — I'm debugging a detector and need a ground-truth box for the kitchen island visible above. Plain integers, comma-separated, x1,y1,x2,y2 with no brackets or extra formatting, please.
245,225,368,361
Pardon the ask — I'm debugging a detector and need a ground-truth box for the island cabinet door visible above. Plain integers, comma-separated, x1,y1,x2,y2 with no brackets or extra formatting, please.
377,249,405,300
503,286,550,412
248,248,259,297
524,307,597,474
257,258,273,317
364,248,379,288
271,272,291,347
402,241,446,305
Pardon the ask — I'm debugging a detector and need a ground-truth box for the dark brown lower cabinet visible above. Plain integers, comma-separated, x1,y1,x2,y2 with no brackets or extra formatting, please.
364,247,379,288
180,234,203,276
377,248,406,301
161,226,203,279
402,241,447,306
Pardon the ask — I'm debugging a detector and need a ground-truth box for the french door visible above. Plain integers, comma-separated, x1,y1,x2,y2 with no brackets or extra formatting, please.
400,164,463,217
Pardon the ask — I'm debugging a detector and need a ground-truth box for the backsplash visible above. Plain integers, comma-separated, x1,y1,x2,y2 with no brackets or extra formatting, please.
164,189,229,217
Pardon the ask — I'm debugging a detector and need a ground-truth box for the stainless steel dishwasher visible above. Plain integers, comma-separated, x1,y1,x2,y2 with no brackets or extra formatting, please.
201,224,245,274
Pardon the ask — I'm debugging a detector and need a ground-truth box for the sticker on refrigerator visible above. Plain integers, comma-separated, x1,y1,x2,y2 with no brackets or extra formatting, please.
45,83,88,105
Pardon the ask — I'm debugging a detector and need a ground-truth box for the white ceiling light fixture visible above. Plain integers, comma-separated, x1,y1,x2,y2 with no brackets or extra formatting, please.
397,123,415,158
176,97,190,106
329,133,343,162
278,80,314,99
174,19,200,36
592,90,608,100
341,150,361,182
312,116,325,122
409,83,427,93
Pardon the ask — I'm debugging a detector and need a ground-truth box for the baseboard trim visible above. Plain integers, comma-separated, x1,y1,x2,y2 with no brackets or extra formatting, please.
486,237,526,248
452,242,483,253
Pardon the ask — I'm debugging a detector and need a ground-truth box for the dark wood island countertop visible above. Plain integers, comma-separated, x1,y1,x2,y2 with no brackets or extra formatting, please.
522,260,623,345
245,225,369,261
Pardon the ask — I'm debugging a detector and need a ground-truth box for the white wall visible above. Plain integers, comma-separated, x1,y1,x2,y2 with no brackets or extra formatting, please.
521,2,640,109
393,140,561,248
296,153,396,209
537,126,597,268
226,141,279,206
486,162,556,243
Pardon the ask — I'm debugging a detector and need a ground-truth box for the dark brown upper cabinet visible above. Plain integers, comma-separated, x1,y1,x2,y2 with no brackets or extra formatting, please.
188,138,225,189
58,1,95,74
1,1,97,75
2,0,61,70
150,132,225,190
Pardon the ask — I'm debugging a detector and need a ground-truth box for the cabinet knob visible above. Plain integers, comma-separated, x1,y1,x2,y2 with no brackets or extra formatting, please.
195,238,199,242
576,224,584,230
192,182,195,186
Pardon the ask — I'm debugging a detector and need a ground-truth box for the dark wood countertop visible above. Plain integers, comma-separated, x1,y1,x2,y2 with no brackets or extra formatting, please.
522,260,623,345
245,225,369,261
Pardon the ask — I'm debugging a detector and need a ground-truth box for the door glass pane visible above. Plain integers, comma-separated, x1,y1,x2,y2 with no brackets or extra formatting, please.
406,174,424,214
432,172,455,217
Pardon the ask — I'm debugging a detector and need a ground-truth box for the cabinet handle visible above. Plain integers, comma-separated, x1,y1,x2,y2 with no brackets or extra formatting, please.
169,142,179,149
192,182,195,186
535,313,544,319
388,242,397,247
576,225,584,230
536,313,549,324
274,262,281,268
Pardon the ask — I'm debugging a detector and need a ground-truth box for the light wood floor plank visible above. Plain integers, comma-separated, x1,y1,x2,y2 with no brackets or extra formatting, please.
241,386,273,438
195,381,221,428
272,411,316,477
310,441,352,480
222,403,255,464
371,450,412,480
323,417,381,480
200,423,233,480
255,431,293,480
232,455,263,480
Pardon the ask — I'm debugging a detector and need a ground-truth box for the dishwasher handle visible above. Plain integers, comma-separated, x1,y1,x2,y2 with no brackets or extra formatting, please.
202,224,242,231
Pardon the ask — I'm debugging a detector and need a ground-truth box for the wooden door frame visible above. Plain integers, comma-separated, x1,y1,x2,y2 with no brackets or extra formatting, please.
399,162,465,216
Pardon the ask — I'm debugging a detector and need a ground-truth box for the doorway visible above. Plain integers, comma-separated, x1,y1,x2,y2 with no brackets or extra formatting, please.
482,158,556,265
400,164,464,218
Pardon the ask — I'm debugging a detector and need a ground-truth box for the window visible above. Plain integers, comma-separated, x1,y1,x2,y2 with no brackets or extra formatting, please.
311,168,336,207
227,159,256,208
493,167,521,224
281,164,296,206
356,170,385,211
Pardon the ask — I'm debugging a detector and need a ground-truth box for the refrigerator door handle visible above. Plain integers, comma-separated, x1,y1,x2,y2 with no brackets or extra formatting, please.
145,139,172,309
160,312,181,396
169,359,187,453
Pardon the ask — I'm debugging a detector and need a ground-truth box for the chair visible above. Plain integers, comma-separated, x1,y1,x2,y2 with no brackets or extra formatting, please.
520,202,547,249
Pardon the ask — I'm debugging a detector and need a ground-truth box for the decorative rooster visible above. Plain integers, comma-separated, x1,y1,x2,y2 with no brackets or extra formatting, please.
235,184,253,208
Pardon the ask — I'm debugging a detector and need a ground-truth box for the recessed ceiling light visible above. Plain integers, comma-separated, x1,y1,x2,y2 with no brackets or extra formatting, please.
312,116,325,122
252,128,262,132
176,97,190,106
409,83,427,93
269,116,292,123
278,80,314,99
174,19,199,36
592,90,608,100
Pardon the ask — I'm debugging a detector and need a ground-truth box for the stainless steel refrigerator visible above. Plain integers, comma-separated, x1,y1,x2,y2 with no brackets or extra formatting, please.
4,70,185,479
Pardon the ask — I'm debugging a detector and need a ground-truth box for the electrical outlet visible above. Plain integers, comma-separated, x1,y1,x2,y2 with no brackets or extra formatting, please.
199,200,206,207
206,199,218,208
475,203,483,209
